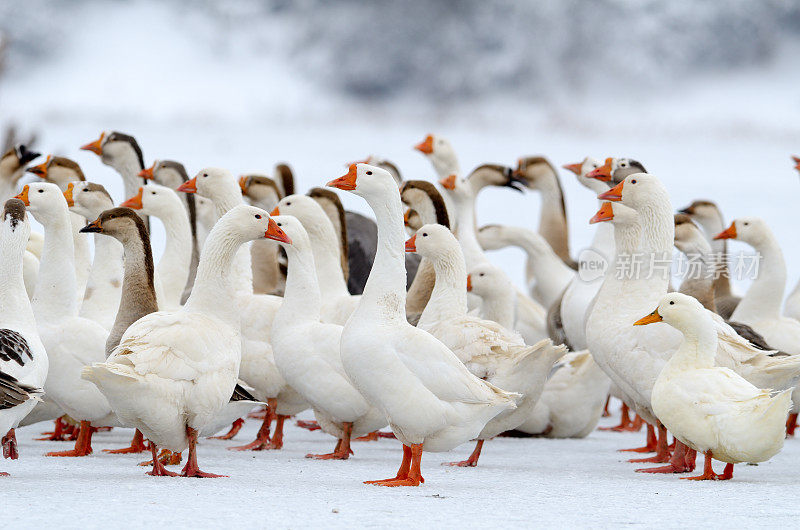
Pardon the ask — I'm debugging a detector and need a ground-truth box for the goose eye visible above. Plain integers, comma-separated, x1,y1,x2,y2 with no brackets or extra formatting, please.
255,214,262,219
286,202,291,206
422,233,427,237
366,171,372,175
631,179,637,184
277,222,282,226
479,273,485,276
151,191,156,195
743,222,749,226
669,301,674,305
38,189,44,193
202,173,208,178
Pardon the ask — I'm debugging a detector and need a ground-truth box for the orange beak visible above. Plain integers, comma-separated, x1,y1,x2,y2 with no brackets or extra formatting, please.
177,177,197,194
14,185,30,206
121,187,144,210
466,274,472,292
405,234,417,252
239,176,248,195
139,163,155,179
792,155,800,165
414,135,434,154
26,155,51,178
589,202,615,224
270,206,280,216
714,222,737,240
586,157,613,181
562,162,583,175
327,164,358,191
439,174,457,190
81,133,104,155
598,180,623,201
403,209,411,226
634,309,662,326
64,183,75,207
265,218,292,244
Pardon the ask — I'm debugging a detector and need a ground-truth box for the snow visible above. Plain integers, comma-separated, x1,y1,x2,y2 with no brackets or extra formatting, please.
4,406,800,527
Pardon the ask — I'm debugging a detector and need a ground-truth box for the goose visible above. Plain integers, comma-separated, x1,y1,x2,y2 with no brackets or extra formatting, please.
513,156,575,269
82,205,288,477
414,134,459,180
328,163,518,486
66,182,123,331
306,187,350,281
400,180,450,323
239,174,285,295
26,155,92,298
140,160,199,303
557,157,611,350
178,168,308,451
269,214,386,459
588,177,800,473
121,184,191,310
0,144,39,200
272,194,359,325
0,199,48,475
440,172,548,344
586,157,648,186
194,195,217,251
80,131,149,228
476,224,574,308
350,155,404,185
636,293,791,481
679,200,740,319
407,223,565,466
14,183,115,457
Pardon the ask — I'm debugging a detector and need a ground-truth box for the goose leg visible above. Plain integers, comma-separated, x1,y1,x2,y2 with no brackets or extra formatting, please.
366,443,424,487
37,416,69,441
229,399,275,451
619,423,657,453
2,429,18,460
208,418,245,440
307,422,354,460
263,415,287,450
146,443,178,477
636,440,695,474
104,429,149,454
787,413,798,437
599,402,634,431
180,427,226,478
629,424,671,464
296,419,320,431
444,439,484,467
681,452,733,481
601,395,611,417
139,449,183,467
46,420,96,457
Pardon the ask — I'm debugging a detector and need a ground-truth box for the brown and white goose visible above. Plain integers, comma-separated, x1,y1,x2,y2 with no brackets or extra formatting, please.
240,174,285,295
0,144,40,200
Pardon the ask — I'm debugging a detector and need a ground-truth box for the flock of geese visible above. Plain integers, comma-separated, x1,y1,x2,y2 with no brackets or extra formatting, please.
0,132,799,484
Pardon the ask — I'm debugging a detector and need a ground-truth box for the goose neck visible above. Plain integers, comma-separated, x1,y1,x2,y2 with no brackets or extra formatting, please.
733,234,786,319
0,228,35,329
278,245,322,322
33,208,79,318
418,247,468,328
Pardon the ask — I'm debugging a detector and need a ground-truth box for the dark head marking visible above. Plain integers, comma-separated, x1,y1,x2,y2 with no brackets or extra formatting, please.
678,199,717,215
14,145,40,165
94,207,155,291
3,198,26,229
243,175,281,198
673,213,694,227
106,131,145,170
83,182,114,203
157,160,189,181
275,163,294,197
400,180,450,229
50,157,86,180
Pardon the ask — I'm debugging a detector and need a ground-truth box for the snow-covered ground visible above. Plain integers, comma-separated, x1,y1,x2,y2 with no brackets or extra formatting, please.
4,406,800,528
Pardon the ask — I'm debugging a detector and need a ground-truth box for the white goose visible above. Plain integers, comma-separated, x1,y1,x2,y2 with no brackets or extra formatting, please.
0,199,48,475
270,215,386,459
121,184,191,310
476,224,574,309
328,163,517,487
66,182,123,331
408,223,565,467
272,194,359,325
178,168,308,450
82,205,289,477
637,293,791,481
15,183,115,457
440,172,548,344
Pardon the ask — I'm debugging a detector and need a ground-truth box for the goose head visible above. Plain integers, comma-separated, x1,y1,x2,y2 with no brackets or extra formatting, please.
272,193,331,231
468,164,520,194
437,172,472,204
194,195,217,230
792,155,800,174
178,167,237,200
466,263,512,298
634,292,707,334
67,181,115,221
121,183,182,217
26,156,85,191
240,175,281,210
81,131,144,170
1,144,40,181
14,182,69,224
587,157,647,185
349,156,402,186
673,213,711,256
598,173,666,211
80,207,149,246
413,134,458,177
327,163,396,200
269,214,310,253
563,157,608,193
400,179,450,228
513,156,559,191
139,160,189,190
2,198,30,242
714,217,771,248
589,201,639,227
678,199,723,231
404,223,457,259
